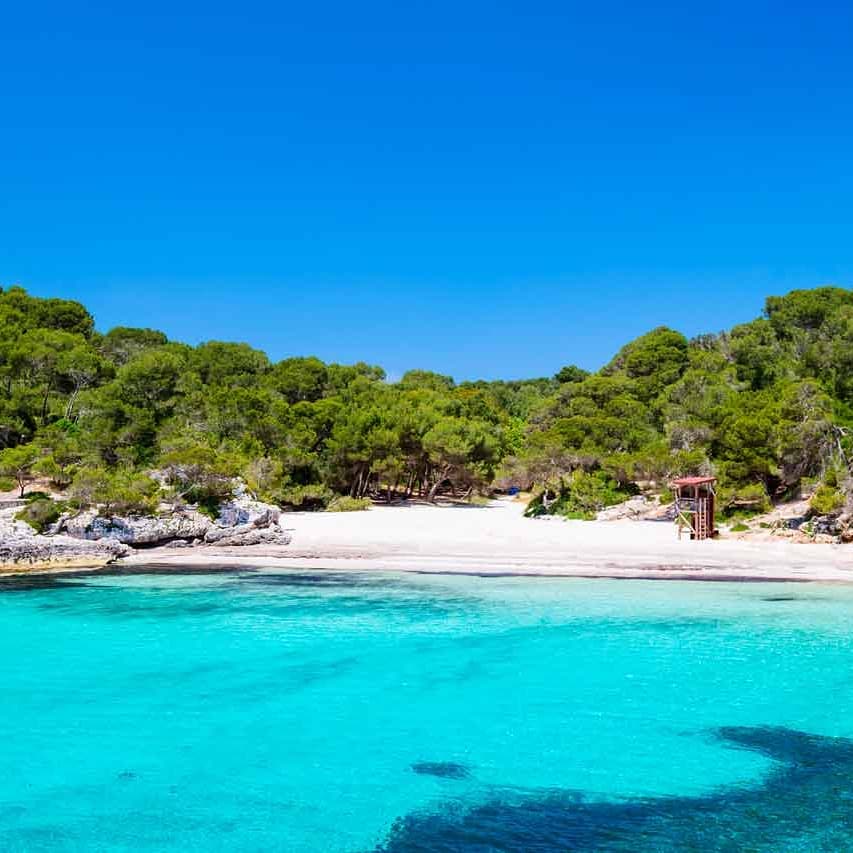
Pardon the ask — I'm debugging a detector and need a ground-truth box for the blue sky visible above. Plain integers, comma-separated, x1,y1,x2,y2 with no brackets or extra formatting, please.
2,1,852,380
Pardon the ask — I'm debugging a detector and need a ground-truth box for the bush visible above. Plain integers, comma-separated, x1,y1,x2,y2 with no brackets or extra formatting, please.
525,471,630,520
275,484,334,511
157,443,236,508
36,454,78,489
810,484,845,516
70,468,160,515
23,491,52,503
326,496,372,512
16,499,64,533
465,494,492,506
0,476,15,492
718,483,771,518
194,496,224,521
730,521,750,532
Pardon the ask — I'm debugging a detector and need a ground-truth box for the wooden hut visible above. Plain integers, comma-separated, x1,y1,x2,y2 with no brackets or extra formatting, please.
671,476,717,540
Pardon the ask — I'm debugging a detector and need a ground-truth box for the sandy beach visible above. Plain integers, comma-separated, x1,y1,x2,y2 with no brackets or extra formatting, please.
120,498,853,583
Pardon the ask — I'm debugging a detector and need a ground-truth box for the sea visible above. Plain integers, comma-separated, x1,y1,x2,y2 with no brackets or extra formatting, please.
2,567,852,851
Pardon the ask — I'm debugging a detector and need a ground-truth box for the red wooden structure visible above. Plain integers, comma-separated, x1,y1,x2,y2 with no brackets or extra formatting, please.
672,476,717,540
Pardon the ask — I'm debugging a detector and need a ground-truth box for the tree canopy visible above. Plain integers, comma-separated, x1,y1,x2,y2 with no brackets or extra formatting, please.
0,283,850,517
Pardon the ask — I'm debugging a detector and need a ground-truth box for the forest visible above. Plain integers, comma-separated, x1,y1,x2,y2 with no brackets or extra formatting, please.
0,284,851,523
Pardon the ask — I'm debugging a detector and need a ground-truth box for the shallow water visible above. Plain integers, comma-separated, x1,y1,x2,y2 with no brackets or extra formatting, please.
2,569,853,851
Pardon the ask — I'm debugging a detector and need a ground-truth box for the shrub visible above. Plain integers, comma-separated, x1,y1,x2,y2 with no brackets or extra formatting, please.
0,444,39,497
194,496,224,520
525,471,630,520
0,476,16,492
70,468,160,515
326,496,372,512
718,483,770,518
35,454,78,489
730,522,750,532
276,484,334,511
157,443,236,507
16,499,64,533
810,484,845,516
465,494,492,506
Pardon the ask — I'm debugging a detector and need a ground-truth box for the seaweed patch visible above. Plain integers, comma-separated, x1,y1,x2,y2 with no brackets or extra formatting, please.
411,762,471,780
379,727,853,851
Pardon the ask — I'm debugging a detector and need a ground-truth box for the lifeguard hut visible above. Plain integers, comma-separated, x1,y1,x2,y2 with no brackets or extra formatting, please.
671,476,717,540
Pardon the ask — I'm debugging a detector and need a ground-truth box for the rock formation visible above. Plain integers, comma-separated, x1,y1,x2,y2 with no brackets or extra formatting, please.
0,485,292,574
56,490,291,548
0,507,129,573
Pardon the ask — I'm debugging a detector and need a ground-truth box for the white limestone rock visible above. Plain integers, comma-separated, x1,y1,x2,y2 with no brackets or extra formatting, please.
204,523,292,546
0,522,129,572
61,509,212,545
215,494,280,528
596,496,651,521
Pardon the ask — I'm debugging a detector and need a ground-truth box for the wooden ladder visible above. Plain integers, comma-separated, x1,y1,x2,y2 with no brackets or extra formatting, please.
694,498,708,540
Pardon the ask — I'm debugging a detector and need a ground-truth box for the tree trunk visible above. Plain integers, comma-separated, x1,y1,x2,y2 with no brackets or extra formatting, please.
428,468,451,503
65,385,81,420
351,466,365,498
41,379,53,424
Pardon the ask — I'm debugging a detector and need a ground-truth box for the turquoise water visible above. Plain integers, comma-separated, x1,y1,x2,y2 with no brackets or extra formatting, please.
2,569,853,851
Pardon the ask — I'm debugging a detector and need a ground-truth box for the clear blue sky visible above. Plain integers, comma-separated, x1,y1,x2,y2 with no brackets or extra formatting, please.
2,1,852,381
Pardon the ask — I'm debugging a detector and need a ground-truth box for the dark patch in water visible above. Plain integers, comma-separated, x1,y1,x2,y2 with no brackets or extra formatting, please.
0,575,87,592
237,571,401,589
762,595,798,602
273,655,361,689
106,563,246,576
377,726,853,852
412,762,471,780
117,770,137,781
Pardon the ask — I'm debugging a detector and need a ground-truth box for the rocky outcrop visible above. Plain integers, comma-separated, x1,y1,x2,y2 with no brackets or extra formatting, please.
60,509,211,545
809,510,853,542
57,492,290,548
0,508,128,573
0,533,129,572
215,495,280,529
205,494,290,545
596,496,675,522
1,485,292,574
204,523,290,546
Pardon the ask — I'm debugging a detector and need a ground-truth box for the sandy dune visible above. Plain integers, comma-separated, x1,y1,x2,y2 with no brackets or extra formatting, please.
123,499,853,583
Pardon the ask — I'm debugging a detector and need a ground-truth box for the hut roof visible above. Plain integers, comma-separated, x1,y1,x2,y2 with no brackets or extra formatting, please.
671,476,717,486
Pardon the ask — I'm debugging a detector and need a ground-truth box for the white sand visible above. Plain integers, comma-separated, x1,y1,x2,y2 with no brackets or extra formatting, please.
122,499,853,583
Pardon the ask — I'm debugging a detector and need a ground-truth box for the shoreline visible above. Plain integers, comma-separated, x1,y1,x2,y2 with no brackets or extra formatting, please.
110,558,823,584
113,499,853,584
4,499,851,584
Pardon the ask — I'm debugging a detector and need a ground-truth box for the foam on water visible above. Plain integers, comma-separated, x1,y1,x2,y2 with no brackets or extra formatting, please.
2,570,853,851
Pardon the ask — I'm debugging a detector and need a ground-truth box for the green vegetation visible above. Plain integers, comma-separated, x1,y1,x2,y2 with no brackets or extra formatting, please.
69,468,160,516
0,284,851,520
810,485,845,516
326,496,372,512
15,498,65,533
525,471,633,520
717,483,772,520
0,443,40,497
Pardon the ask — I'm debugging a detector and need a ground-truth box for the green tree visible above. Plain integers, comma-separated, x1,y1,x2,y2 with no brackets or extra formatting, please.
99,326,168,366
191,341,270,387
268,357,328,403
0,443,40,497
603,326,689,401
